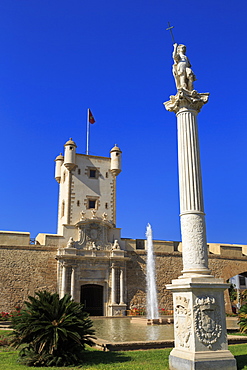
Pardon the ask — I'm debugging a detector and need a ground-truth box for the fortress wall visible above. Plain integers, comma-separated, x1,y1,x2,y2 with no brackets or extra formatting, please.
126,249,247,312
1,235,247,314
0,245,57,312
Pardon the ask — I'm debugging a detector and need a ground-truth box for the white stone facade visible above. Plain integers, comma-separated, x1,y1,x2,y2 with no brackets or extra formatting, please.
55,140,121,235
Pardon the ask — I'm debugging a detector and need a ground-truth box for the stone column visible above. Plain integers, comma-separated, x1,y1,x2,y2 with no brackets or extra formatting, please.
111,263,116,304
70,266,76,300
177,106,210,276
164,89,236,370
60,262,67,298
119,268,124,304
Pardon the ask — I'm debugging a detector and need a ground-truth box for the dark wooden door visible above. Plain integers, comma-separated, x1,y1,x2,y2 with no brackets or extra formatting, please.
80,284,104,316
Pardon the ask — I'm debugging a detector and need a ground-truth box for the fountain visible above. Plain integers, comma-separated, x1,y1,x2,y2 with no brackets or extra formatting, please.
146,223,159,324
131,224,167,325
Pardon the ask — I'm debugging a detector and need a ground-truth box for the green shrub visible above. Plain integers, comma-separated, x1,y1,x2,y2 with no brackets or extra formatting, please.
238,304,247,334
10,291,95,367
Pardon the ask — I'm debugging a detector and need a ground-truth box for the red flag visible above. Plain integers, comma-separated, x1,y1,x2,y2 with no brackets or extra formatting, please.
88,109,95,124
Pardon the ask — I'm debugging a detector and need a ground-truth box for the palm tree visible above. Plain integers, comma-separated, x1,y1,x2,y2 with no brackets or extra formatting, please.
238,304,247,334
10,291,95,366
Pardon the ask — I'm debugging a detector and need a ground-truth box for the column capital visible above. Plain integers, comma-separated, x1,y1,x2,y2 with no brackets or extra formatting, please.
61,261,69,268
164,89,209,114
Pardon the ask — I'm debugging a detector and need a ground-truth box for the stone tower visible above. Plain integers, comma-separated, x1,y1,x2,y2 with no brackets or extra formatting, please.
54,140,127,316
55,139,122,235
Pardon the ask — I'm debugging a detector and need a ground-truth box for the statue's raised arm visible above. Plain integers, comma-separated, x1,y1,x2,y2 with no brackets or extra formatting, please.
172,43,196,91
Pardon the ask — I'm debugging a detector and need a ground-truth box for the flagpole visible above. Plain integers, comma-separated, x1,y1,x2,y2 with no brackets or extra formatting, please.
86,108,90,155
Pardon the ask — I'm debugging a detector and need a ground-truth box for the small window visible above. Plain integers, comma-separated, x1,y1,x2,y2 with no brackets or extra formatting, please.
77,200,80,207
69,146,73,150
88,199,96,209
90,169,96,178
87,167,99,179
78,169,81,175
239,276,246,286
106,172,108,178
136,239,145,250
105,203,108,209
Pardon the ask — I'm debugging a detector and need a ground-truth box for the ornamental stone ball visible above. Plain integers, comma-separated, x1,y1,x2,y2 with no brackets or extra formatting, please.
172,43,196,91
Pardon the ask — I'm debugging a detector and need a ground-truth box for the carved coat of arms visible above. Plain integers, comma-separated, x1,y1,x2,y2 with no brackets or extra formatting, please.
194,296,222,349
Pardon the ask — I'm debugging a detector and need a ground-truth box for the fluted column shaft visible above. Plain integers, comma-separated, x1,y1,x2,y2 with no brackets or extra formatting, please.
177,108,209,275
177,109,204,214
164,89,210,276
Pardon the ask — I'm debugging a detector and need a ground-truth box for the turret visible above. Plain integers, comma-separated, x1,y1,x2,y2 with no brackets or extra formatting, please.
110,144,122,176
54,153,64,183
64,138,77,170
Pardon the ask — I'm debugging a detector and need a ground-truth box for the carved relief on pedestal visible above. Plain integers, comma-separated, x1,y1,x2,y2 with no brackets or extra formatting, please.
180,213,208,270
194,296,222,349
174,296,192,349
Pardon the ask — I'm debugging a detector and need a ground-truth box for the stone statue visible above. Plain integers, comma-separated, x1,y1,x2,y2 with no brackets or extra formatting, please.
66,237,75,248
172,43,196,91
112,239,120,250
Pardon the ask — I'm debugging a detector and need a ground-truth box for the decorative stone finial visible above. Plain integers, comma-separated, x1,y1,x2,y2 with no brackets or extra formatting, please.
102,212,108,221
80,210,86,220
91,209,97,219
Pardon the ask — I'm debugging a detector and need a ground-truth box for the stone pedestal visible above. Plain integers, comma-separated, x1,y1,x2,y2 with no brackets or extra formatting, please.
167,277,236,369
164,89,236,369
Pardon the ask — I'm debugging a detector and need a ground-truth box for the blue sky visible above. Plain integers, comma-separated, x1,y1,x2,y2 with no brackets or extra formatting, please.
0,0,246,245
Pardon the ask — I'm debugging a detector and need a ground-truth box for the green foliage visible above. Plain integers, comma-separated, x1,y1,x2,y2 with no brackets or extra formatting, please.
10,291,95,367
242,289,247,302
228,282,237,302
238,304,247,334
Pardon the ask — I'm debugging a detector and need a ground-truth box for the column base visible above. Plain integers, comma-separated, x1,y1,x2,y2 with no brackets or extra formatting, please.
180,268,212,277
169,349,236,370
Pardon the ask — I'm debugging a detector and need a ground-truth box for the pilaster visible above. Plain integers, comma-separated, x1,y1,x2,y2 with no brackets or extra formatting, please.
70,266,76,300
60,262,67,298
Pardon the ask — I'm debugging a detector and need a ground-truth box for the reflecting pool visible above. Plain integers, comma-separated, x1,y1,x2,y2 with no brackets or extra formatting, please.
93,317,174,342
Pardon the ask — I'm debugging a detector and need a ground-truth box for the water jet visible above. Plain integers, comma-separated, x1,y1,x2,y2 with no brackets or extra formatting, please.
131,224,166,325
